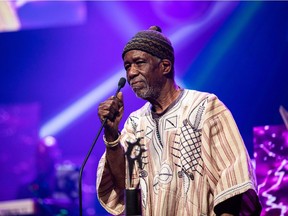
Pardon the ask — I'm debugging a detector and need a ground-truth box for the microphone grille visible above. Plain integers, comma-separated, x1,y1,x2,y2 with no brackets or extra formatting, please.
118,77,126,88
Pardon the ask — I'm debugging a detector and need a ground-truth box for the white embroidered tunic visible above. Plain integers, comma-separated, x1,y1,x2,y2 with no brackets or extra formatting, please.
97,89,260,216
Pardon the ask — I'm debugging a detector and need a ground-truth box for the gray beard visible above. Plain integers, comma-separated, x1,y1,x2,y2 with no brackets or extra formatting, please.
134,83,162,100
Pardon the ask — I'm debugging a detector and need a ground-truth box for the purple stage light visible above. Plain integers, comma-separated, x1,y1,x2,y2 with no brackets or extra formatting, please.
254,124,288,216
43,136,57,147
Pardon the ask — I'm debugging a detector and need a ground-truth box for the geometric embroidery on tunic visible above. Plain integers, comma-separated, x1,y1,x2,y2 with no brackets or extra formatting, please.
129,115,139,132
145,126,153,140
140,177,148,208
172,98,207,184
188,97,208,130
179,127,203,178
153,174,160,194
158,164,173,183
152,164,173,194
164,115,177,130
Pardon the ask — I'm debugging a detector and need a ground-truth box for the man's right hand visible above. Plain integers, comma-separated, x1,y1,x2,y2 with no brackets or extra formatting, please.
98,92,124,142
98,92,126,189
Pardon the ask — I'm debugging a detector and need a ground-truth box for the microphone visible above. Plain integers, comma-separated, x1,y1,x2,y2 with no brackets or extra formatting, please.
101,77,126,126
116,77,126,95
78,77,126,216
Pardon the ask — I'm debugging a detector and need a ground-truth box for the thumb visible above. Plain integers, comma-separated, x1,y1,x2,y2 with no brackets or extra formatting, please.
116,92,123,102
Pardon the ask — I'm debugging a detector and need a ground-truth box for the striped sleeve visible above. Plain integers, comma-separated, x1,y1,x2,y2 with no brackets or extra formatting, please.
96,152,125,215
202,94,261,214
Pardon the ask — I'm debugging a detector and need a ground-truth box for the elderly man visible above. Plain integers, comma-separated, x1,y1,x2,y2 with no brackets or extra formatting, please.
97,26,262,216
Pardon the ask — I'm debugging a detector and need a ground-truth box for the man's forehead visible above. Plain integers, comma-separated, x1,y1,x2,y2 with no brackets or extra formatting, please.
123,50,151,60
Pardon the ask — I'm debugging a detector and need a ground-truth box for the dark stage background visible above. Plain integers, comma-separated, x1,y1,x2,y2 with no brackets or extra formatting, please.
0,1,287,216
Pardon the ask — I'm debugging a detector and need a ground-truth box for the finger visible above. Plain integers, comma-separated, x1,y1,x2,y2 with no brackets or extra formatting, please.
116,92,123,101
115,92,124,108
98,95,123,121
98,103,114,119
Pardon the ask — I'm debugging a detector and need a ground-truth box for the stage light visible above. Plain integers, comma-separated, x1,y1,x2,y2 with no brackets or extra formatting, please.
43,136,57,147
39,71,124,137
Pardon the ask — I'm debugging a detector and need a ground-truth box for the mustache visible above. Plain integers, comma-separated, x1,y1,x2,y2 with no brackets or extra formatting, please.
129,78,145,85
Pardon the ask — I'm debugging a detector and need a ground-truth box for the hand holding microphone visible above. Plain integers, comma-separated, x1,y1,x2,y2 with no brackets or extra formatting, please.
98,77,126,142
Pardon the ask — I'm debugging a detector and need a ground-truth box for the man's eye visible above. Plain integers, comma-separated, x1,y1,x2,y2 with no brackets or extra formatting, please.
125,64,131,70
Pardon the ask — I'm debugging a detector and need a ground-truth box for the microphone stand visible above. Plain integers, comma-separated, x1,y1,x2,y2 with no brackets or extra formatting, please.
125,188,142,215
78,118,107,216
78,78,126,216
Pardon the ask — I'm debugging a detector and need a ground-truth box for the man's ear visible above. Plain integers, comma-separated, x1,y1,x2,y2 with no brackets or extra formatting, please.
160,59,172,75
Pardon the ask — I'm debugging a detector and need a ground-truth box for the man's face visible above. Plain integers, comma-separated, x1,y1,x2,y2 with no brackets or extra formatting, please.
123,50,164,100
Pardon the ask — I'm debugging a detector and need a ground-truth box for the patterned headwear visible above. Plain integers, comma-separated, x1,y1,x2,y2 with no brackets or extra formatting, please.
122,26,174,64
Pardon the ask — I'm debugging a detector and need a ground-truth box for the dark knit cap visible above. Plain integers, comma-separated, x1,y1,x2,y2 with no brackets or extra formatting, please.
122,26,174,64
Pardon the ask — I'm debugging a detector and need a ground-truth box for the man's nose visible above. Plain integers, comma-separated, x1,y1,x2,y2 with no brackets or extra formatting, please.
127,64,139,81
